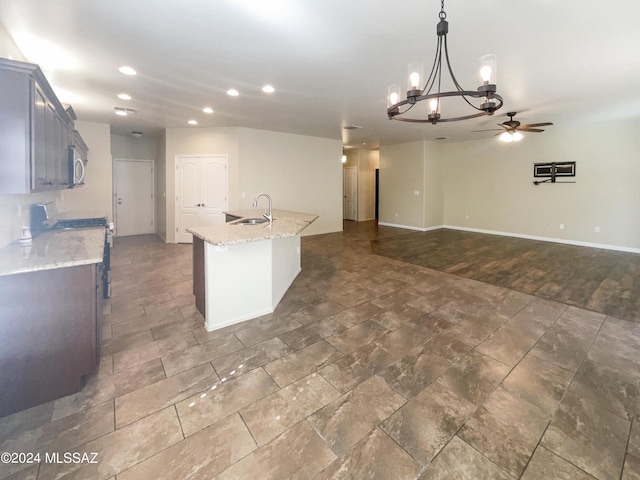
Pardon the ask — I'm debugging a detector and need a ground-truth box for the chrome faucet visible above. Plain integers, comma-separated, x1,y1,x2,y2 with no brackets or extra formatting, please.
252,193,273,223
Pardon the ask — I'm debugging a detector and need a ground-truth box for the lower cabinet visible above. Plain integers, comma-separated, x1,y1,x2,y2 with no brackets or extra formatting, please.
193,236,205,318
0,263,102,418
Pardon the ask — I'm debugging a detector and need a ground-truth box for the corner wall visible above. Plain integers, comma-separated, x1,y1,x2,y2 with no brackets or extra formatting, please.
237,128,343,236
342,148,379,222
164,127,342,242
443,120,640,251
58,121,113,221
379,140,444,230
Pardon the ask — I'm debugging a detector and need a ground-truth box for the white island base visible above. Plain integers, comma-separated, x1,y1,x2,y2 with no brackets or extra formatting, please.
202,235,300,331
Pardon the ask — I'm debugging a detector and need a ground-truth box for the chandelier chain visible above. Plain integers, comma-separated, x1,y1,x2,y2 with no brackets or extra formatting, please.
439,0,446,20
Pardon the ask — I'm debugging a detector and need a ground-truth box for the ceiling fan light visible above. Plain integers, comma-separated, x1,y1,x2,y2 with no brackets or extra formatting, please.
512,131,523,141
499,131,513,142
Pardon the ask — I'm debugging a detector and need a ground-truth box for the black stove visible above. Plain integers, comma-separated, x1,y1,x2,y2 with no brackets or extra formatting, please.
31,203,113,298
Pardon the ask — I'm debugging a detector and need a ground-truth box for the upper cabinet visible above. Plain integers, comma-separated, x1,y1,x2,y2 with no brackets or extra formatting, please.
0,58,79,194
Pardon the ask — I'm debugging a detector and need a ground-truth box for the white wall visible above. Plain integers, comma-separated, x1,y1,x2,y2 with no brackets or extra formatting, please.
0,24,24,60
342,148,379,222
379,140,444,230
156,130,167,240
238,128,343,236
165,127,240,243
111,133,159,160
58,121,112,221
379,121,639,251
443,120,640,251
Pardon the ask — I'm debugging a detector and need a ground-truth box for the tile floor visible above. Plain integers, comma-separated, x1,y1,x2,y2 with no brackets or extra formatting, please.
1,222,639,479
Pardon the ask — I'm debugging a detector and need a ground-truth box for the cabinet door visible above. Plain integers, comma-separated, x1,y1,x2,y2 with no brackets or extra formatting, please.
42,100,58,189
32,83,48,190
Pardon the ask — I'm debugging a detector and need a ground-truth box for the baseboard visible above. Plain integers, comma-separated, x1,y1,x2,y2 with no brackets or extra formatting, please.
376,222,639,254
377,222,444,232
443,225,640,254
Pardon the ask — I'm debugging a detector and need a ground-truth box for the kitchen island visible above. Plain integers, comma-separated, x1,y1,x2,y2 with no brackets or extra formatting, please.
187,209,318,332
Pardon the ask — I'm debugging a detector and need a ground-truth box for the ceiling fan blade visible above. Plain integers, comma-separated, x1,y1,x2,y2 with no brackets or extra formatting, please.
517,127,544,132
522,122,553,128
471,128,503,132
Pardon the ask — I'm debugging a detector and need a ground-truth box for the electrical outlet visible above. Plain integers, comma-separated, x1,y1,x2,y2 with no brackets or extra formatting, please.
465,214,469,220
395,213,398,218
595,226,600,233
413,190,420,196
559,224,565,230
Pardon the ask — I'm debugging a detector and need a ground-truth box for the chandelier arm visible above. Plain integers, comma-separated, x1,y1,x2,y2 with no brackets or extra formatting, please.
423,36,443,96
387,92,503,122
442,36,464,93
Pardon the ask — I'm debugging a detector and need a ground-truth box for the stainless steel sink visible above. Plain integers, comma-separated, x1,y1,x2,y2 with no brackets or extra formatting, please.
232,217,269,225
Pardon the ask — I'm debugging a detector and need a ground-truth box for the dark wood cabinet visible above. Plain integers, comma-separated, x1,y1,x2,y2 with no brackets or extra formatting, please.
0,58,75,193
0,263,103,418
193,236,206,318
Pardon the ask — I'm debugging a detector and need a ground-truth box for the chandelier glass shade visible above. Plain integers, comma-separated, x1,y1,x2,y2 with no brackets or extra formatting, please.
386,0,503,125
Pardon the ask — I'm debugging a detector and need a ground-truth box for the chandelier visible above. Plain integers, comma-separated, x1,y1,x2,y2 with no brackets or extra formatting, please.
386,0,503,124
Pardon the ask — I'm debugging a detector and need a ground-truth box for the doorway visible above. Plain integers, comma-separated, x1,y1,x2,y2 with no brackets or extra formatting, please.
343,166,357,221
114,159,155,237
175,155,228,243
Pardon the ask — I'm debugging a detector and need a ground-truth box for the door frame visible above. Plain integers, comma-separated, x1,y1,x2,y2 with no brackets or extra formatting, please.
174,154,229,243
113,158,155,237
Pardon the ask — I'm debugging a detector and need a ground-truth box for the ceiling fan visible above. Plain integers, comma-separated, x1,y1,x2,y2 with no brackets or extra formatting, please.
474,111,553,142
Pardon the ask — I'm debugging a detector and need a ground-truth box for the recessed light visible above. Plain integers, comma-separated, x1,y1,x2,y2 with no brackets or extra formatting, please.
131,131,143,138
115,110,127,116
117,93,132,100
188,120,198,125
227,89,239,97
202,107,214,114
343,125,363,130
118,66,137,76
262,85,275,94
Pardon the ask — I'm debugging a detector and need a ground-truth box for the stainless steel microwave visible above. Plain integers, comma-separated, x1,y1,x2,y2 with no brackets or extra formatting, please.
68,146,85,187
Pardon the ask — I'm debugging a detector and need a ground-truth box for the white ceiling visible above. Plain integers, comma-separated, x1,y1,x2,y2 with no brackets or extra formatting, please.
1,0,639,148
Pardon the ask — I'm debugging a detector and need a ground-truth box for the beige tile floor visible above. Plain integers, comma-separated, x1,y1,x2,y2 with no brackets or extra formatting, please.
1,222,639,479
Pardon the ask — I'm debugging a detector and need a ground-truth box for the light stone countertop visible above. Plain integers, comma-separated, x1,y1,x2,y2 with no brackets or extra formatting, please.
0,228,105,277
187,209,318,246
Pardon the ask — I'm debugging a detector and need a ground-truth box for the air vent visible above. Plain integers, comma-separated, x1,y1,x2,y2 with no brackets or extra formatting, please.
434,136,448,140
114,106,137,115
343,125,362,130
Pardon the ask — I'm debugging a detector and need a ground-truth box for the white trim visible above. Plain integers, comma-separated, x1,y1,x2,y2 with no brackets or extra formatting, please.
378,222,444,232
376,222,640,254
443,225,640,254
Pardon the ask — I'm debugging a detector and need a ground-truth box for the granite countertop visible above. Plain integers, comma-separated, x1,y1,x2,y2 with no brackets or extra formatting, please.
0,228,105,277
187,209,318,246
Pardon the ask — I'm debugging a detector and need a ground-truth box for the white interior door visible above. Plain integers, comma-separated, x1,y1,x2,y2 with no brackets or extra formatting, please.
115,159,154,236
176,155,228,243
200,157,227,226
343,166,357,221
